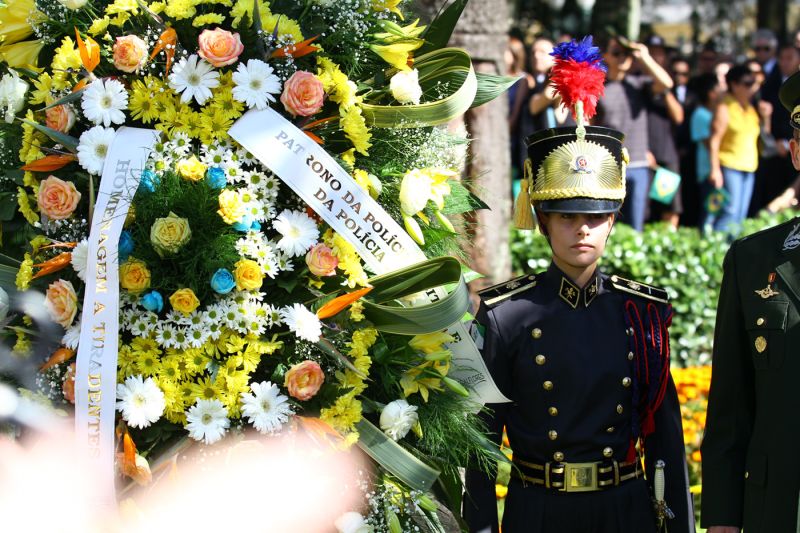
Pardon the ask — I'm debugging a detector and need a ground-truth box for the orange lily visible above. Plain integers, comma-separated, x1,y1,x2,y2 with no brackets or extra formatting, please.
39,241,77,251
117,432,153,485
297,416,343,446
302,115,338,131
21,154,77,172
316,286,373,319
31,252,72,279
271,36,320,59
40,348,76,371
74,28,100,73
72,78,90,92
150,27,178,75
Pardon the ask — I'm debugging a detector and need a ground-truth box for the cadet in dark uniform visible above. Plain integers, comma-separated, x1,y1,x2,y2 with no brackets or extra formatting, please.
701,70,800,533
463,37,694,533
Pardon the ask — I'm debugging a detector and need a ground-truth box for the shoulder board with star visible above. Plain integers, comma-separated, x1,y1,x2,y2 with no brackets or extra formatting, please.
477,273,539,307
608,274,669,304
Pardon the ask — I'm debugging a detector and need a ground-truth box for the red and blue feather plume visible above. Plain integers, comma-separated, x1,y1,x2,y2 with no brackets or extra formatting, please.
548,36,607,121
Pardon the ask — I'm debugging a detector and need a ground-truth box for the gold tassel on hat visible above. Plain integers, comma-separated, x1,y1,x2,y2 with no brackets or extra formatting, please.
513,172,536,230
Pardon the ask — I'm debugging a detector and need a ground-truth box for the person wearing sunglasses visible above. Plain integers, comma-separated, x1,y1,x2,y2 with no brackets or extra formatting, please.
751,28,778,78
706,64,772,233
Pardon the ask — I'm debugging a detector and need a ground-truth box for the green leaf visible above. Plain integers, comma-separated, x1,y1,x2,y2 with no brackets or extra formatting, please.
0,193,16,221
417,0,469,56
471,72,522,109
21,119,78,152
361,48,477,128
443,181,488,214
43,89,86,110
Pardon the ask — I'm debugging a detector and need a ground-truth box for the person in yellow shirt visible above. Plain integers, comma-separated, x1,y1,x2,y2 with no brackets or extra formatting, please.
707,64,772,232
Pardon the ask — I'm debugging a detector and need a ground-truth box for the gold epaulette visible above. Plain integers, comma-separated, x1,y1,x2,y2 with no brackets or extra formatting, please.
477,274,538,307
609,274,669,304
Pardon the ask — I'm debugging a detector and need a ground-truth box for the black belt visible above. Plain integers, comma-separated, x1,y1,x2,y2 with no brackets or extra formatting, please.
511,455,643,492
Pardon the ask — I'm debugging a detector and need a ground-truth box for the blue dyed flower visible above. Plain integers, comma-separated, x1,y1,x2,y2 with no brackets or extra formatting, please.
250,220,261,231
210,268,236,294
140,290,164,313
232,214,254,232
118,230,134,262
206,167,227,190
139,169,160,193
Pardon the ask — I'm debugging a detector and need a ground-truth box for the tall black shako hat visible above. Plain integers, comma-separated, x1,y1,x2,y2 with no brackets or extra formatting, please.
514,36,628,229
779,70,800,130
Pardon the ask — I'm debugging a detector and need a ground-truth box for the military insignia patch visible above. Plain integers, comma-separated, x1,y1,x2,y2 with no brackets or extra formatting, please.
609,274,669,303
755,336,767,353
792,105,800,130
783,223,800,251
572,154,595,174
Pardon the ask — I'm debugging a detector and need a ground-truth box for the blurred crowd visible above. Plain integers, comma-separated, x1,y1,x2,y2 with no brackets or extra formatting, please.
507,28,800,233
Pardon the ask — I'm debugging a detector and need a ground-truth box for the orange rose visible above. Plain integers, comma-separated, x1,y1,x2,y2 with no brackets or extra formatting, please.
113,35,148,73
45,279,78,328
197,28,244,68
37,175,81,220
45,104,75,133
284,360,325,401
280,71,324,117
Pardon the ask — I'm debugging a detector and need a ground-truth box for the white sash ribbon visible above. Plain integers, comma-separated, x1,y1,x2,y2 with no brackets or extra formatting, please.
74,127,160,503
230,109,508,404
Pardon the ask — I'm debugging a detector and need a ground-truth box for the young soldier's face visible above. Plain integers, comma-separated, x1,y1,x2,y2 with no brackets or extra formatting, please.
540,212,615,271
790,135,800,171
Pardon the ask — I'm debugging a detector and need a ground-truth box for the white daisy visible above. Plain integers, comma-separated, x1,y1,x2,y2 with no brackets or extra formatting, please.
207,321,222,340
169,54,220,105
260,174,281,199
71,239,88,281
62,320,81,350
130,318,153,338
185,398,229,445
116,375,166,429
77,126,116,175
232,59,282,110
240,381,293,435
167,131,192,156
154,323,177,347
187,328,209,348
81,78,128,127
264,304,282,328
273,209,319,257
280,303,322,342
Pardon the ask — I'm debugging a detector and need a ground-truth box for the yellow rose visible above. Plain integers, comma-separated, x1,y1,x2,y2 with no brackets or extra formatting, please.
176,155,206,182
233,259,263,291
150,211,191,257
169,288,200,315
119,258,151,294
217,189,245,224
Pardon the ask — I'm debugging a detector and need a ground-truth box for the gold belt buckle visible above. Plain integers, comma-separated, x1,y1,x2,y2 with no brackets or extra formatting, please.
562,462,599,492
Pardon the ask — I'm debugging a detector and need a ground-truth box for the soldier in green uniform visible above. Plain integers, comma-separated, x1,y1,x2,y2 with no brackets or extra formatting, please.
463,37,694,533
701,70,800,533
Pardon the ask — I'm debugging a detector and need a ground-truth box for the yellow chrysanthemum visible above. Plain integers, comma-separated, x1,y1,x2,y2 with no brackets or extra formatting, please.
50,36,81,90
230,0,270,27
28,72,53,105
106,0,139,15
135,350,162,377
199,106,233,145
320,393,363,436
117,344,138,378
317,57,359,110
128,79,159,123
194,7,225,26
16,187,37,225
13,330,31,356
348,300,365,322
156,377,181,412
148,1,165,14
211,88,244,121
19,109,44,164
340,105,372,156
164,0,197,20
15,253,33,290
340,148,356,169
190,375,225,403
262,13,303,43
88,16,111,35
183,348,211,375
323,229,368,288
29,234,48,254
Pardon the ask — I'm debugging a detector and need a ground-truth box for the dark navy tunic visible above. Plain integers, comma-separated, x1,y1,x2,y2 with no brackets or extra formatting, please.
463,263,695,533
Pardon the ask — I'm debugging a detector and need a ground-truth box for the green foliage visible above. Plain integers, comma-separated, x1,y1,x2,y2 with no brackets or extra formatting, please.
510,211,798,366
130,171,241,301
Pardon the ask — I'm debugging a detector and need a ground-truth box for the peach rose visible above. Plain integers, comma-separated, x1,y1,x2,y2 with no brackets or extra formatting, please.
280,71,324,117
284,360,325,401
197,28,244,68
45,279,78,328
37,176,81,220
305,244,338,277
45,104,75,133
113,35,148,73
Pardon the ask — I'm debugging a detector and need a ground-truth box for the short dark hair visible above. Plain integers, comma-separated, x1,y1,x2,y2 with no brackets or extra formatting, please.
725,64,752,89
694,73,719,105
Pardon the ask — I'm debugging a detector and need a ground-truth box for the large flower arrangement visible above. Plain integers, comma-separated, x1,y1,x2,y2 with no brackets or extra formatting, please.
0,0,512,529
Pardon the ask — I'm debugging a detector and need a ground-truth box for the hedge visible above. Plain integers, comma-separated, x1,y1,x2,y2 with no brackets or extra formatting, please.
510,211,797,367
